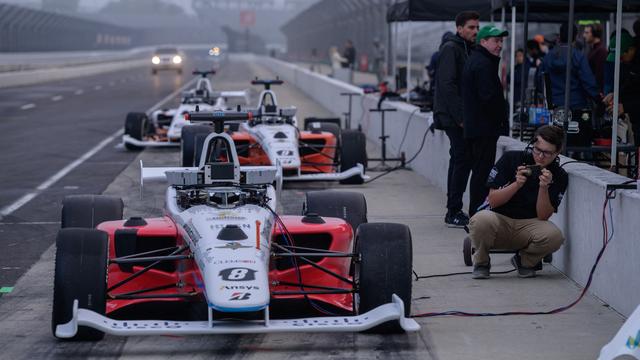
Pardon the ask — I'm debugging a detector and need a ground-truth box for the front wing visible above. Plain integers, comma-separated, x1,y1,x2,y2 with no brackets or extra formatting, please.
122,134,180,148
56,295,419,337
283,164,368,182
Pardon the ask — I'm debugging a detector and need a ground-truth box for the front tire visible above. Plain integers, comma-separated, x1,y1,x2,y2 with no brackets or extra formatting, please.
124,112,149,151
61,195,123,229
181,125,212,167
52,228,108,341
355,223,412,333
339,130,367,184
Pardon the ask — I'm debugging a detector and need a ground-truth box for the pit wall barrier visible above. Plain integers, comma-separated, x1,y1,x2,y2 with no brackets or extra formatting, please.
254,54,640,318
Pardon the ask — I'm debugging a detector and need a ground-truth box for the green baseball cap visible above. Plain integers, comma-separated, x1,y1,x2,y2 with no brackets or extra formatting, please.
476,25,509,44
606,30,635,62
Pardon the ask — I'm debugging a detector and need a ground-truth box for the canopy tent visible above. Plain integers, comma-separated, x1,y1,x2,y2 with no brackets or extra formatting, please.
386,0,493,22
493,0,640,165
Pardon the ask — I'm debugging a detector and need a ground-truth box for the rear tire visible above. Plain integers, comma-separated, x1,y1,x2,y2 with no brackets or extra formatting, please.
124,112,149,151
61,195,123,229
339,130,367,184
181,125,212,167
303,190,367,232
355,223,412,333
52,228,108,341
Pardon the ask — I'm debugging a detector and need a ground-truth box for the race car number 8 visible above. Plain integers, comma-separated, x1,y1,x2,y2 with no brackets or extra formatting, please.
219,267,256,281
229,268,248,280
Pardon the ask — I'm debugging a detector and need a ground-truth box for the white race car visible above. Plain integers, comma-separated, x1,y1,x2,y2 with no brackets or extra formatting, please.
123,70,249,151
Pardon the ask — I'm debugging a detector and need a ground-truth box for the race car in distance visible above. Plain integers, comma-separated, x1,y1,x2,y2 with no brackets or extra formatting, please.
151,47,183,75
181,78,368,184
123,69,249,151
52,111,418,340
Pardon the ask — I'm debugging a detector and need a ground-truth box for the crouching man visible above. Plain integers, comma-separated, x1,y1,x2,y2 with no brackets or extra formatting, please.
469,125,568,279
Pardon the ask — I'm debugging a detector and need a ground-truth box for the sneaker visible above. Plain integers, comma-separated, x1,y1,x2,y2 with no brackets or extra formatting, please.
472,263,491,279
445,211,469,228
511,254,536,278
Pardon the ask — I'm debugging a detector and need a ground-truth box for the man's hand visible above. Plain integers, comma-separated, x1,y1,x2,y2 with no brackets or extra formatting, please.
539,168,553,188
515,166,528,187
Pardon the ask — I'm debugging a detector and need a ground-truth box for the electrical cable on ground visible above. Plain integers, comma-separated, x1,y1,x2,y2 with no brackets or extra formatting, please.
410,180,635,318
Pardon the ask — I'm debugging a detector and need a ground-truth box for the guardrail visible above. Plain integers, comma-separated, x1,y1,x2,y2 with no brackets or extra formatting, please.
254,54,640,318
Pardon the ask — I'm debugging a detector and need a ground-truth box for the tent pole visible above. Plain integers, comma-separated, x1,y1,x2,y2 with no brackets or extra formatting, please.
519,0,529,140
407,21,412,91
562,0,575,155
610,0,622,170
509,5,516,137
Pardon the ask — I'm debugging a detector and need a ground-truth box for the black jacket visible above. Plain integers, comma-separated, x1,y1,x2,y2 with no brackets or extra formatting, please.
433,33,473,129
462,46,509,138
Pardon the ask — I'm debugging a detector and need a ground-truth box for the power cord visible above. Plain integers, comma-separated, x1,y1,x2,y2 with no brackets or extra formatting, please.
410,181,633,318
365,122,434,184
396,107,420,157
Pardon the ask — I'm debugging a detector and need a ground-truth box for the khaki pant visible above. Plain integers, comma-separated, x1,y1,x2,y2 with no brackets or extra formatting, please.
468,210,564,268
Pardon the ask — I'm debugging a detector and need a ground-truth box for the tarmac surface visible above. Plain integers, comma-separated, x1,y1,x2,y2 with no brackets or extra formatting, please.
0,55,625,359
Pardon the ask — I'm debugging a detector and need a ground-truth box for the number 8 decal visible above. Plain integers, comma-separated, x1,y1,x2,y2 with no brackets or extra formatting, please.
219,267,256,281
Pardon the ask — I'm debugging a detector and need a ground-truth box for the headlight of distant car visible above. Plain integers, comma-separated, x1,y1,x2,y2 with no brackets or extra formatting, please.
152,56,160,65
172,55,182,64
209,47,220,56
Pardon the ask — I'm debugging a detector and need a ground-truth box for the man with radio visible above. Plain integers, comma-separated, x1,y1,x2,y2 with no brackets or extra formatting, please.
468,125,568,279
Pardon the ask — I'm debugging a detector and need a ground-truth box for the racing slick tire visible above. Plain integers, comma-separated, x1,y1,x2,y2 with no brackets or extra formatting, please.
339,130,367,185
181,125,212,167
52,228,108,341
61,195,123,229
303,190,367,232
124,112,149,151
355,223,412,333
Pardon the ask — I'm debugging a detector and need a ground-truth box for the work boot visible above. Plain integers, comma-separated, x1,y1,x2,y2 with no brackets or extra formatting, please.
472,263,491,279
511,254,536,278
445,210,469,228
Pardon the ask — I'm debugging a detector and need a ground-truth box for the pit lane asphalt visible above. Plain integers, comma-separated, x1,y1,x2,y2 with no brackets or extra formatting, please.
0,56,626,359
0,50,217,287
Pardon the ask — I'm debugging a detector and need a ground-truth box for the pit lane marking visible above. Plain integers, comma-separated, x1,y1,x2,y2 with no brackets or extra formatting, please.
51,95,63,102
94,85,102,90
20,103,35,110
0,76,199,219
74,89,84,95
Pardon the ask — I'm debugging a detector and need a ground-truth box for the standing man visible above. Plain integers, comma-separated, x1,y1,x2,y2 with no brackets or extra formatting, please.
583,24,607,91
462,25,509,217
433,11,480,227
372,38,385,84
342,40,357,83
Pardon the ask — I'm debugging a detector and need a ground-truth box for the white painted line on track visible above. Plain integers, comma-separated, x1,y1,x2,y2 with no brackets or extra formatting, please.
109,82,115,86
94,85,102,90
74,89,84,95
20,103,36,110
51,95,63,101
0,76,200,219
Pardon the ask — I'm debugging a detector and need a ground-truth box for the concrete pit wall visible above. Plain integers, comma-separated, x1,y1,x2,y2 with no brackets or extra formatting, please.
257,54,640,317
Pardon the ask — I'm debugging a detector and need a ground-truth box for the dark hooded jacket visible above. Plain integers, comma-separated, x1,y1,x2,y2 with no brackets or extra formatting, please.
433,33,473,129
539,44,599,109
462,46,509,138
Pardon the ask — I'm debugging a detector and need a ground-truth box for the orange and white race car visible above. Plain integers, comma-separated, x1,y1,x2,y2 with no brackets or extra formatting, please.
181,79,368,184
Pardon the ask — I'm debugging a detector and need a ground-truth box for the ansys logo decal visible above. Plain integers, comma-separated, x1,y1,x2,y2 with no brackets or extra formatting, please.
215,242,252,250
627,330,640,349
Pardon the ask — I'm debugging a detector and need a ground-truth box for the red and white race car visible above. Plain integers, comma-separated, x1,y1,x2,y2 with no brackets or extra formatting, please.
52,111,417,340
